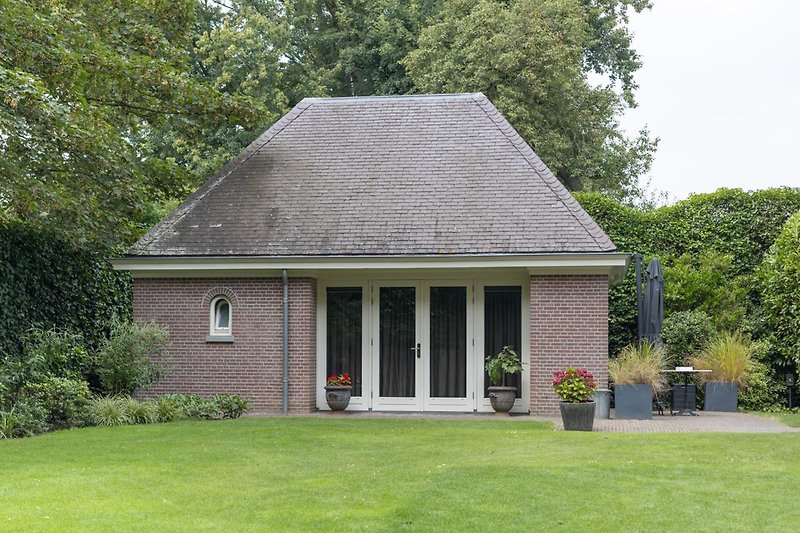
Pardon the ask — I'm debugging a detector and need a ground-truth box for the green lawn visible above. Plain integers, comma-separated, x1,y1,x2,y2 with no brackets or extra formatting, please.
755,411,800,428
2,417,799,532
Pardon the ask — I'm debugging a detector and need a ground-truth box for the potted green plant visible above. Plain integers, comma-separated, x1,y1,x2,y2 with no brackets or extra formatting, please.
689,332,752,412
552,367,597,431
324,372,352,411
485,346,523,415
609,342,667,420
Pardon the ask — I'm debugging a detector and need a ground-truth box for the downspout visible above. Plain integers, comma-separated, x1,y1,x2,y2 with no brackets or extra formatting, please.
282,269,289,415
634,253,643,342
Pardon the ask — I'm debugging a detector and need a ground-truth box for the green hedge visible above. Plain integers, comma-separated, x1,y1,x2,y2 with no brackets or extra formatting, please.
575,188,800,358
0,222,132,360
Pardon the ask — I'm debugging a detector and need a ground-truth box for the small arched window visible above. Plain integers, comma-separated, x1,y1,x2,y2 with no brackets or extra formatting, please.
210,296,232,336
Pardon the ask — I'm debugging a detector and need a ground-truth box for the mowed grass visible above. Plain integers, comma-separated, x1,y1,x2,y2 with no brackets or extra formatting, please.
2,417,799,532
756,411,800,428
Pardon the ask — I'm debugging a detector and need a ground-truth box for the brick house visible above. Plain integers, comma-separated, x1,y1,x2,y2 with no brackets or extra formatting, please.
114,93,627,415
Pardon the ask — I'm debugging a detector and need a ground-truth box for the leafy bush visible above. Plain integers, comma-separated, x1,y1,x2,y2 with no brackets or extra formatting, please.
689,332,752,386
160,393,249,419
5,399,48,437
90,396,129,426
661,310,715,364
96,319,170,395
23,328,93,381
609,343,667,393
211,394,250,419
25,376,93,430
739,360,784,411
758,211,800,368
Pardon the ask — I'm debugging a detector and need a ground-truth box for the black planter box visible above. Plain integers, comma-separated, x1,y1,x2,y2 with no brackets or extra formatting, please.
614,384,653,420
704,381,738,412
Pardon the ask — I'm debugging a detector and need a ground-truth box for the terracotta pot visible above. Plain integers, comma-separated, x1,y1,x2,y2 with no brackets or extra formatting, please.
324,385,352,411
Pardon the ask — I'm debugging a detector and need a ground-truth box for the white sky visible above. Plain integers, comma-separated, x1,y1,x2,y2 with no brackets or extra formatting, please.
621,1,800,203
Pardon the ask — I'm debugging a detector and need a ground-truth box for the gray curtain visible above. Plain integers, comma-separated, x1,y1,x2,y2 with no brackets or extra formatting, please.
380,287,416,397
484,286,522,397
326,287,362,396
429,286,467,398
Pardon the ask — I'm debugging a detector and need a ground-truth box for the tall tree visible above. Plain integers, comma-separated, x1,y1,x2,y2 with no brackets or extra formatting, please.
0,0,268,245
403,0,656,199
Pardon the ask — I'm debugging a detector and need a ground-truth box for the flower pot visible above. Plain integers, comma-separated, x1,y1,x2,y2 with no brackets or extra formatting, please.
560,401,595,431
324,385,352,411
704,381,738,412
592,389,611,419
614,384,653,420
487,386,517,415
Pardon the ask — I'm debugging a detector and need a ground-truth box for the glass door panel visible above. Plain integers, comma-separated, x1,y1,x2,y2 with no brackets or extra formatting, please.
483,286,522,398
429,286,467,398
378,286,417,399
326,287,363,396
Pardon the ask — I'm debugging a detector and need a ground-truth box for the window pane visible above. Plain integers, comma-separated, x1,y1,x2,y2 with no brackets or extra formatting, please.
216,300,230,329
379,286,416,397
430,286,467,398
484,286,522,398
327,288,362,396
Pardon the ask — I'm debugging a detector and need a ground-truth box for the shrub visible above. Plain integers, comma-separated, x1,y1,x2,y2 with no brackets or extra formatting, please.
739,360,784,411
689,332,752,386
23,328,93,381
90,396,129,426
96,319,170,395
6,398,48,437
121,398,158,424
758,211,800,368
25,376,93,430
160,393,249,419
661,310,715,364
609,342,667,393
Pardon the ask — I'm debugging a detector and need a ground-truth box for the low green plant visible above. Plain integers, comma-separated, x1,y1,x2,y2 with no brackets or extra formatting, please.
689,332,752,386
609,342,667,393
0,408,16,439
90,396,129,426
485,346,523,387
23,328,93,381
155,396,182,422
122,398,158,424
211,394,250,419
8,399,48,437
96,319,170,395
552,368,597,403
739,360,784,411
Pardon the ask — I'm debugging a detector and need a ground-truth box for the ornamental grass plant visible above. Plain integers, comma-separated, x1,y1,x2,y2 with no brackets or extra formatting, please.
609,342,668,394
689,332,752,386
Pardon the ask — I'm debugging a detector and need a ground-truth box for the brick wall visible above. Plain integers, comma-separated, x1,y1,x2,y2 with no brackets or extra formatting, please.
132,277,316,413
529,275,609,415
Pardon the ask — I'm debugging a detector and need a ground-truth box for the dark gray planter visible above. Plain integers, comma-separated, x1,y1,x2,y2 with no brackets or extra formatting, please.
614,384,653,420
560,402,595,431
488,386,517,415
324,385,352,411
704,381,738,412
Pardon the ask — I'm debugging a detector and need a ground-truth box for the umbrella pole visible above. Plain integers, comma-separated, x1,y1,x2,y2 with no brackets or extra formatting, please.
635,253,643,342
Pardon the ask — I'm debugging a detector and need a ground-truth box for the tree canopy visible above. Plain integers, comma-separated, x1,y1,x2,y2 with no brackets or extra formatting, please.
2,0,655,247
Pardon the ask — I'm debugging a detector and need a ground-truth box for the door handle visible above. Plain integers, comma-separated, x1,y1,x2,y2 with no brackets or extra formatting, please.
410,343,421,358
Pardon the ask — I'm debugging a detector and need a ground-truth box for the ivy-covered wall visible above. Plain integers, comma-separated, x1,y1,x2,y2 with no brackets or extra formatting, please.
575,188,800,359
0,222,132,360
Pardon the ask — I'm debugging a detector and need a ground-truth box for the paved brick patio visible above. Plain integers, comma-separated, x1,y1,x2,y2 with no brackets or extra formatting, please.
548,410,799,433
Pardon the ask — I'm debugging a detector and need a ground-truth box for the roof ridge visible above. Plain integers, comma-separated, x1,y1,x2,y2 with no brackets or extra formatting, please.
130,100,314,254
469,94,616,251
301,92,484,104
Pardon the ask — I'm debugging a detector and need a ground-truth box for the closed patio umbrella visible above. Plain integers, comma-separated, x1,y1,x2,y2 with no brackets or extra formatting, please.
641,258,664,344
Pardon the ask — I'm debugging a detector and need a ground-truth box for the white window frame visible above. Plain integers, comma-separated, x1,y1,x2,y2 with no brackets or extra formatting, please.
208,296,233,341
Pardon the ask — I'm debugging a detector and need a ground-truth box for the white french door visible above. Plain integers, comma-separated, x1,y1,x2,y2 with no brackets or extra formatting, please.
371,281,474,412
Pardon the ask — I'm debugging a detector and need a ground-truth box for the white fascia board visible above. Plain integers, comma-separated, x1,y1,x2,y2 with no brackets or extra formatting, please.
112,253,630,280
